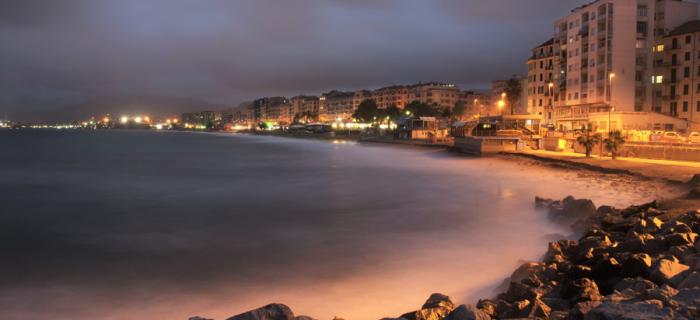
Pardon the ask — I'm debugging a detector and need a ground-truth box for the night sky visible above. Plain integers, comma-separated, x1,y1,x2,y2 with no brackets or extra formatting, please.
0,0,595,122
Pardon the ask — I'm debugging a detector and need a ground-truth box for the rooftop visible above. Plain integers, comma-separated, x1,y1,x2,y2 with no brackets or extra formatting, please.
667,20,700,37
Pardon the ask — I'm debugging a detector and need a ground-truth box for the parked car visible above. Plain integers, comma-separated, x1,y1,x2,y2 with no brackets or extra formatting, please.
688,132,700,144
660,131,684,143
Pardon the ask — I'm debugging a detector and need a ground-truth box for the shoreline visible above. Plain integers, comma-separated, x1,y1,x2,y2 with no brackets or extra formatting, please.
200,194,700,320
186,133,700,320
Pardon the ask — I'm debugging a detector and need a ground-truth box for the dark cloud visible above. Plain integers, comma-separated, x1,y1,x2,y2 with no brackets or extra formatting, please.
0,0,596,122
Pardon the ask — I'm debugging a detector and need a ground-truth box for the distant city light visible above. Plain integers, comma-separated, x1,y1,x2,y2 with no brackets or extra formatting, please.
120,116,128,124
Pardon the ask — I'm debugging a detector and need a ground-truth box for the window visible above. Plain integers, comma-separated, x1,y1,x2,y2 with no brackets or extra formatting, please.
637,22,648,35
671,102,678,116
684,101,689,113
638,5,647,17
672,38,679,49
652,75,663,84
686,67,691,78
654,44,664,52
684,85,690,95
697,101,700,112
686,52,691,61
686,35,692,44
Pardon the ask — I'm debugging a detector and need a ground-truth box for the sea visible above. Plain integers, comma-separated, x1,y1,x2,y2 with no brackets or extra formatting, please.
0,130,678,320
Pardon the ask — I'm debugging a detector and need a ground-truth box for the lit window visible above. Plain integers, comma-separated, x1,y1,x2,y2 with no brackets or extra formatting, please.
652,75,663,84
655,44,664,52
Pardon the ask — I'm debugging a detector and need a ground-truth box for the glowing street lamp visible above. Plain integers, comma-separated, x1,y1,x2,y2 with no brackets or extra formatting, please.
134,116,142,123
120,116,128,124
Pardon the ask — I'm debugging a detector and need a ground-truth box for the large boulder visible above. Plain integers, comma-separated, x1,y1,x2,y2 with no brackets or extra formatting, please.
649,259,690,285
671,288,700,309
401,293,455,320
509,262,546,284
620,253,652,278
562,278,603,302
584,301,675,320
226,304,295,320
548,196,596,222
665,232,698,247
442,304,490,320
678,271,700,289
614,277,657,293
568,301,602,320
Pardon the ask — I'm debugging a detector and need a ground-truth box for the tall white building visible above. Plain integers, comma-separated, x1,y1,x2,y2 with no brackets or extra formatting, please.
550,0,698,131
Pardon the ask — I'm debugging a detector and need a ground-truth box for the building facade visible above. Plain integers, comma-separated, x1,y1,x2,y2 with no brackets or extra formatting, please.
319,91,356,122
372,86,410,109
549,0,698,131
527,38,559,122
659,20,700,126
409,83,460,109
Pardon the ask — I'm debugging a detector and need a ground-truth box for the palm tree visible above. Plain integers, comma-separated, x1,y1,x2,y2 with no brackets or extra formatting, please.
576,129,602,158
604,130,626,159
505,77,523,115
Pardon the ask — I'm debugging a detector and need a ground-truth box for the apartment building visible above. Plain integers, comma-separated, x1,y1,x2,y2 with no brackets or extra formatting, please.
373,86,410,109
319,91,356,122
551,0,698,131
409,83,460,109
527,38,559,122
290,95,320,117
253,97,290,124
659,20,700,125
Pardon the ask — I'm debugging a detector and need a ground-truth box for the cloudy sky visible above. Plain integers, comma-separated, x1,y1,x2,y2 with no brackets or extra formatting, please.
0,0,594,121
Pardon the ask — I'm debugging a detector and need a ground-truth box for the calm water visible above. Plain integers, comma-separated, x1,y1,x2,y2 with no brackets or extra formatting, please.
0,130,678,320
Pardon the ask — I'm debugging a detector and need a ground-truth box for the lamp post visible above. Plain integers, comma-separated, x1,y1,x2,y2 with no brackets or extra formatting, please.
608,73,616,133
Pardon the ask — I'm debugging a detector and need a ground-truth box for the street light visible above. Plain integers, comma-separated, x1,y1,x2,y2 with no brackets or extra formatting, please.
608,73,616,133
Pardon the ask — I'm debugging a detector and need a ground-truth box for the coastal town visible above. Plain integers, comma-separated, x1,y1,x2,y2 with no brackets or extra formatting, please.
7,0,700,165
5,1,700,320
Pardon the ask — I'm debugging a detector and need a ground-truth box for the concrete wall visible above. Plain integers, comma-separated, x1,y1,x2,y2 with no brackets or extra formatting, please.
621,143,700,161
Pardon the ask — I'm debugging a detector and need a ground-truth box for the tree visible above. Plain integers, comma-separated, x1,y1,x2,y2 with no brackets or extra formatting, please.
385,105,401,119
603,130,626,159
576,129,602,158
353,99,379,122
405,101,439,117
504,77,523,115
453,101,466,121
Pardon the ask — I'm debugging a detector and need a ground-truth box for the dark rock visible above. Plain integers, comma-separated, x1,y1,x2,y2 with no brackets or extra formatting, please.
678,271,700,289
621,201,658,218
226,303,295,320
645,284,679,306
649,259,690,285
548,196,596,223
665,232,698,247
671,288,700,309
620,253,652,278
443,304,490,320
562,278,602,302
614,277,657,292
294,317,316,320
521,299,551,319
541,297,569,311
536,197,555,209
510,262,546,284
189,317,214,320
402,293,455,320
585,301,674,320
501,282,531,302
567,301,601,320
475,300,497,318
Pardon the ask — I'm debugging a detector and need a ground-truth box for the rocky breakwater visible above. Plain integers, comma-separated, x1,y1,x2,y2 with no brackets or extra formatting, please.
190,196,700,320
